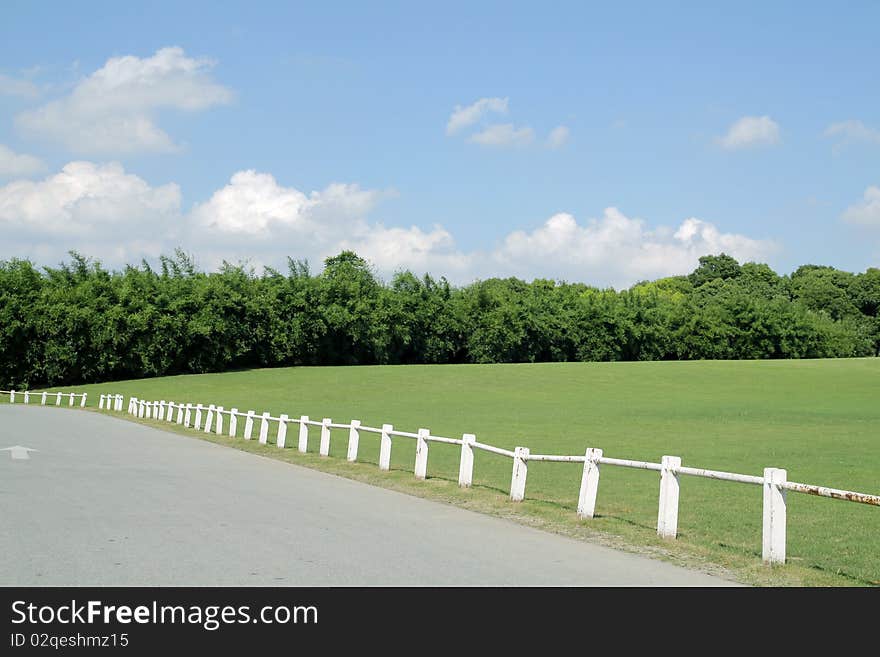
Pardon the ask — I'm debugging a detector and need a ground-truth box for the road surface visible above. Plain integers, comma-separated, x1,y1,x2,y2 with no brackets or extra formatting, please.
0,405,736,586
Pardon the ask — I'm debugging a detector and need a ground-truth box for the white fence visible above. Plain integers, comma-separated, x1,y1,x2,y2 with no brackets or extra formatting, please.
115,395,880,566
1,389,87,407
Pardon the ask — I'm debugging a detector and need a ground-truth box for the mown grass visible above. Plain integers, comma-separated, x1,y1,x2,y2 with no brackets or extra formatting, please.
20,358,880,586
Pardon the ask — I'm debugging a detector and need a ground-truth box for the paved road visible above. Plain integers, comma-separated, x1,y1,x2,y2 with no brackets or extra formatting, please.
0,405,735,586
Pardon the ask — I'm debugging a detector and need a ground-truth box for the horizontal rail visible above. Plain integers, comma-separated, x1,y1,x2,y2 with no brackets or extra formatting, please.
389,429,419,439
676,466,763,485
783,481,880,506
358,425,383,434
327,422,351,430
425,435,463,446
471,441,515,458
599,456,663,472
528,454,587,463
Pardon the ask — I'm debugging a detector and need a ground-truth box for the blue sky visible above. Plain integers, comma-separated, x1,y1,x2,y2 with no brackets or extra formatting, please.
1,1,878,287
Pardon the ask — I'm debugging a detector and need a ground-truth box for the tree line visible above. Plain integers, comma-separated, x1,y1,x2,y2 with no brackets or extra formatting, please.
1,250,877,388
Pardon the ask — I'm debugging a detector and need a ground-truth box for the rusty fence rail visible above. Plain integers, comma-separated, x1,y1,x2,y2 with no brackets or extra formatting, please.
9,390,877,568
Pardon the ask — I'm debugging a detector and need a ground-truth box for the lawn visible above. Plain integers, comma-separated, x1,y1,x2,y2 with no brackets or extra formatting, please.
23,358,880,586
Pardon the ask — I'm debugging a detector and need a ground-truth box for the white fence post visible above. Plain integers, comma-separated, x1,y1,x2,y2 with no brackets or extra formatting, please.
41,391,47,406
347,420,361,462
68,393,74,407
229,408,238,437
215,406,224,434
298,416,309,452
128,397,134,414
510,447,530,502
414,428,430,480
277,414,288,447
177,403,185,425
204,404,215,433
24,391,30,404
80,393,87,408
244,411,255,440
258,412,270,444
9,390,14,403
139,399,146,418
762,467,788,565
55,392,62,406
157,400,165,421
99,394,105,410
577,448,603,519
657,455,681,539
379,424,393,471
320,418,331,456
184,403,192,427
458,433,475,488
194,404,203,430
166,401,175,422
117,395,123,411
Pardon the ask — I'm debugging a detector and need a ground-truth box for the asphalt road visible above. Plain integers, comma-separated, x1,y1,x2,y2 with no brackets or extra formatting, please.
0,405,736,586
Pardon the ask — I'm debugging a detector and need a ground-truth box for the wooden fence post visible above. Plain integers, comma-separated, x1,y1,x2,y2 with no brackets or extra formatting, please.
204,405,215,433
298,416,309,452
320,418,331,456
657,455,681,539
9,390,13,403
347,420,361,462
41,392,47,406
379,424,393,471
56,392,62,406
577,448,603,519
184,403,192,427
762,467,787,565
68,393,74,407
146,401,153,419
99,394,105,410
215,406,224,434
229,408,238,437
166,401,175,422
243,410,255,440
414,428,430,480
458,434,475,488
177,403,185,424
24,391,30,404
277,414,288,447
510,447,530,501
259,412,270,444
156,400,164,421
80,393,87,408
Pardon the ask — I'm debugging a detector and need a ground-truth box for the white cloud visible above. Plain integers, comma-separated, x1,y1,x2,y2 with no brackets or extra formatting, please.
15,46,232,154
0,163,775,288
717,115,780,150
446,97,508,135
0,74,40,98
484,209,775,287
547,125,570,149
0,162,180,264
0,144,46,177
841,186,880,227
468,123,535,147
824,120,880,149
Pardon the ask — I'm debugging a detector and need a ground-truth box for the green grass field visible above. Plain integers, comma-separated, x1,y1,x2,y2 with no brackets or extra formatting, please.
24,358,880,586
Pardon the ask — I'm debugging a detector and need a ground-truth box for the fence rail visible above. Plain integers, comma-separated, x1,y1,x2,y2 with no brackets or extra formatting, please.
4,388,878,568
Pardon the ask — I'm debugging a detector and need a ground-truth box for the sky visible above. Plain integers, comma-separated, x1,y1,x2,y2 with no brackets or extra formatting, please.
1,1,878,288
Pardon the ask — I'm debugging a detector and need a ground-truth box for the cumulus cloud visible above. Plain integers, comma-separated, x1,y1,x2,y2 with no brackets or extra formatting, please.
0,161,181,264
841,186,880,227
0,144,46,177
824,120,880,149
0,73,40,98
0,163,775,288
446,97,508,135
717,115,780,150
468,123,535,147
15,47,232,154
546,125,570,149
484,209,775,287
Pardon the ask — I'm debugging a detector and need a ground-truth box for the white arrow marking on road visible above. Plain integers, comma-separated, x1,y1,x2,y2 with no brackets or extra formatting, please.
1,446,38,460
